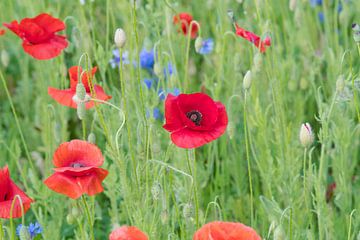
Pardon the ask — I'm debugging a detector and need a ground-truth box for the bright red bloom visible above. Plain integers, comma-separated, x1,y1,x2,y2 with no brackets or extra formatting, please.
109,226,148,240
173,12,199,39
163,93,228,149
234,23,271,53
0,29,5,36
193,221,261,240
3,13,68,60
44,140,108,199
48,66,111,109
0,166,33,219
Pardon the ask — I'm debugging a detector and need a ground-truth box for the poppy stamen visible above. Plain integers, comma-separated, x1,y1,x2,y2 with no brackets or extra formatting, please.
72,163,85,168
186,110,202,126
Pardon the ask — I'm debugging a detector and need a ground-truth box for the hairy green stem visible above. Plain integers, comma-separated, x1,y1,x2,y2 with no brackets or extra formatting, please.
81,196,94,240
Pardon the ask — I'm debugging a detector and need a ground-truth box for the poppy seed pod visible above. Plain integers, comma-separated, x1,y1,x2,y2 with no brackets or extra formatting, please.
243,70,252,90
299,123,314,147
114,28,126,48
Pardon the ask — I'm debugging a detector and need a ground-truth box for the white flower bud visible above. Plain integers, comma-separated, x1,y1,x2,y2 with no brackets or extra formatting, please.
153,62,163,77
1,50,9,67
299,123,314,147
243,70,252,90
194,36,203,53
19,225,31,240
114,28,126,48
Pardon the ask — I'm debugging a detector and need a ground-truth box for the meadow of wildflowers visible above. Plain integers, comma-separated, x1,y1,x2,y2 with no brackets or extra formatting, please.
0,0,359,239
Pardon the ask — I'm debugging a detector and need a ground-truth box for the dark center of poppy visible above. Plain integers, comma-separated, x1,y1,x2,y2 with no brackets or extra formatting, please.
71,163,85,168
186,110,202,126
3,193,8,201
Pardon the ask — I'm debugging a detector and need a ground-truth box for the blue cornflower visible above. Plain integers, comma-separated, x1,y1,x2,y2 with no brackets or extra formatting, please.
140,48,155,69
144,78,154,89
310,0,322,7
163,62,174,77
110,49,130,68
318,12,325,23
199,38,214,55
158,87,180,101
16,222,43,239
153,108,163,121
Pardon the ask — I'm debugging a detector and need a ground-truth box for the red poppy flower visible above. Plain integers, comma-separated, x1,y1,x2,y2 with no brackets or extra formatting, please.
44,140,108,199
234,23,271,53
109,226,148,240
0,29,5,36
0,166,33,219
3,13,68,60
193,221,261,240
48,66,111,109
163,93,228,149
173,12,199,39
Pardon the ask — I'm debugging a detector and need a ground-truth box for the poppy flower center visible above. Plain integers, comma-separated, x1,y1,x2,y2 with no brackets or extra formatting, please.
3,193,8,201
71,163,85,168
186,110,202,126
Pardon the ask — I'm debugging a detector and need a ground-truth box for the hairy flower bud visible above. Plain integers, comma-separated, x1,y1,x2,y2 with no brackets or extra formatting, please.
183,203,193,219
114,28,126,48
352,23,360,43
19,225,31,240
153,62,162,77
195,36,203,53
299,123,314,147
76,82,86,101
151,181,162,200
88,132,96,144
243,70,252,90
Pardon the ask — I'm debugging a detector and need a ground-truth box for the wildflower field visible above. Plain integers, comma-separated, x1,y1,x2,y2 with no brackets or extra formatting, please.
0,0,359,239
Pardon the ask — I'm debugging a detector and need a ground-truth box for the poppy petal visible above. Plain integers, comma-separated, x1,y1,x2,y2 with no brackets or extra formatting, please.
22,35,68,60
109,226,148,240
3,21,21,37
44,172,83,199
86,84,112,109
52,140,104,168
163,94,184,132
32,13,66,33
48,87,77,108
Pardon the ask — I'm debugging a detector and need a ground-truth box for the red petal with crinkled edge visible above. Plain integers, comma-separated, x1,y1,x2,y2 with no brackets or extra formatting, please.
109,226,148,240
48,84,111,109
52,140,104,168
234,23,270,53
0,166,33,219
32,13,66,33
193,221,261,240
44,167,108,199
173,12,198,39
167,101,228,149
22,35,68,60
3,21,21,37
163,94,184,132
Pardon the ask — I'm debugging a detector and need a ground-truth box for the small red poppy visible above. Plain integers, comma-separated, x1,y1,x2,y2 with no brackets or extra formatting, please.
109,226,148,240
234,23,271,53
44,140,108,199
193,221,261,240
163,93,228,149
173,12,199,39
48,66,111,109
0,29,5,36
0,166,33,219
3,13,68,60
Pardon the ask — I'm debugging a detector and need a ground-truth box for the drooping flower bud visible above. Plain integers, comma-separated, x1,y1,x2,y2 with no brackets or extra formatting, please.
76,82,86,101
88,132,96,144
299,123,314,147
1,50,9,67
77,102,86,120
194,36,203,53
336,75,345,92
114,28,126,48
352,23,360,43
243,70,252,90
153,62,163,77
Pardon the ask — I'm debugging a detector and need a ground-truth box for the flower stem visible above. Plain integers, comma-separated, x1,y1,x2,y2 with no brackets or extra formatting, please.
0,70,35,172
186,149,199,228
303,147,308,208
81,196,94,240
118,47,139,187
0,219,3,240
243,90,254,226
